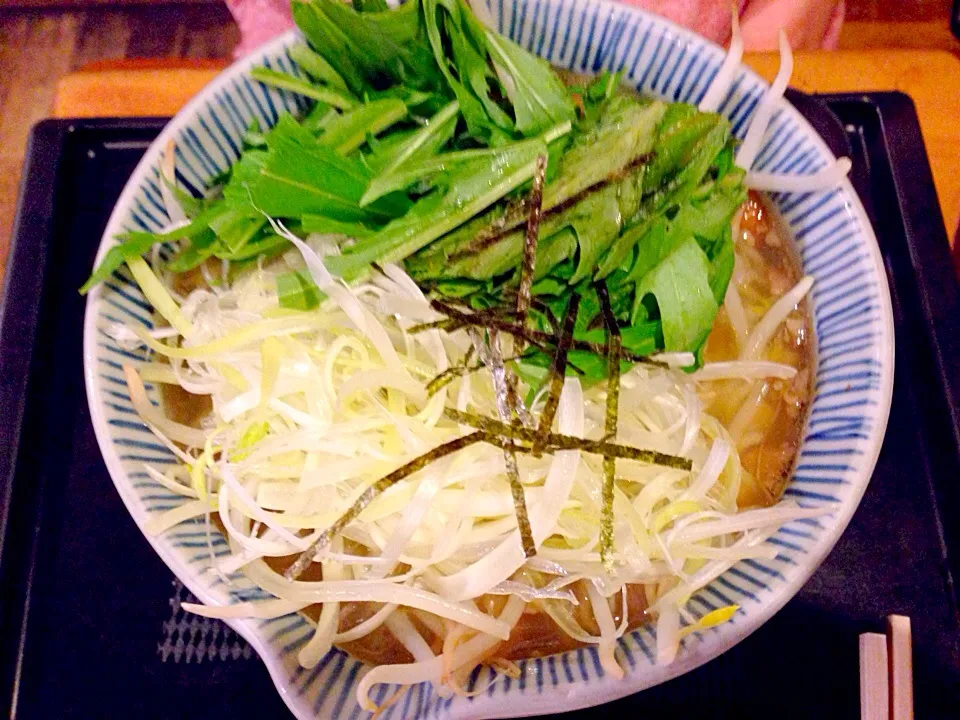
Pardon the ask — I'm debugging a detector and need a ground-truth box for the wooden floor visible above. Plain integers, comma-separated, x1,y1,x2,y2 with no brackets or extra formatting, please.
0,0,955,280
0,4,238,280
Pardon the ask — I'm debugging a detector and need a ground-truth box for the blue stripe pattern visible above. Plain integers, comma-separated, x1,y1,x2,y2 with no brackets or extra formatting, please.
85,3,892,718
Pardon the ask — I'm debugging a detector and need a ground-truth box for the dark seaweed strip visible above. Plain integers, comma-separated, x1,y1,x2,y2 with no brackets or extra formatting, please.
424,345,477,396
463,326,535,427
284,432,488,580
408,317,461,335
516,154,548,337
425,369,460,397
468,328,536,557
425,361,473,396
448,151,653,262
529,298,561,334
426,360,500,397
444,409,691,469
504,443,535,558
484,434,689,467
493,364,535,554
533,293,580,453
596,282,622,568
430,298,568,350
428,297,664,367
425,348,537,399
430,299,552,355
495,293,561,332
432,296,521,321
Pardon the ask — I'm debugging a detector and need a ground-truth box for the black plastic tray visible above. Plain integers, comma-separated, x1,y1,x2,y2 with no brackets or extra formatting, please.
1,94,959,719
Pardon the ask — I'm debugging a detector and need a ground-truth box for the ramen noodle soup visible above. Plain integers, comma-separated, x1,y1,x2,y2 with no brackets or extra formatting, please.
88,2,848,711
156,192,813,669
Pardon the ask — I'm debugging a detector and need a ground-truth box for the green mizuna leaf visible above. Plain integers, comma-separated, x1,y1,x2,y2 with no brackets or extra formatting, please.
410,96,665,274
292,0,443,96
288,43,350,91
374,100,460,176
633,236,718,352
483,29,576,137
249,66,356,109
82,203,231,292
277,269,324,310
327,127,567,280
318,98,408,155
222,115,409,223
352,0,389,11
422,0,513,144
300,215,377,239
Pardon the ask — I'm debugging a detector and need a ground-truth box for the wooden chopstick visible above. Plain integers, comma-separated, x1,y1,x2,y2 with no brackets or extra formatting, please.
887,615,914,720
859,615,914,720
860,632,890,720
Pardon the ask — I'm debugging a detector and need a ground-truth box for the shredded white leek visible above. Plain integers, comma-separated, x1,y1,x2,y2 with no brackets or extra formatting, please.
159,139,189,229
182,598,308,619
124,365,208,447
694,361,798,381
742,275,814,361
745,157,852,192
698,8,743,113
736,29,793,170
126,256,193,337
114,146,823,702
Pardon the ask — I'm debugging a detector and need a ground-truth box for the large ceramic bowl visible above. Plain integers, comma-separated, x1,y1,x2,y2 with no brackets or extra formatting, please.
83,1,895,717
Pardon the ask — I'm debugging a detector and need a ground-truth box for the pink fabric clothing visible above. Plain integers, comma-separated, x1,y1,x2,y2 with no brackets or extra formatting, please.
226,0,844,58
225,0,295,57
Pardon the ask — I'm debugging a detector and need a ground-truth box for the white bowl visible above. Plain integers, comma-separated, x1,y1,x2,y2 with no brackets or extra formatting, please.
83,1,895,717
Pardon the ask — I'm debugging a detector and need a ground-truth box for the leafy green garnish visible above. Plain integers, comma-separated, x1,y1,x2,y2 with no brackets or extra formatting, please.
318,98,408,155
327,124,569,280
292,0,443,96
250,66,356,109
483,28,576,136
633,237,718,351
372,100,460,176
287,42,349,91
83,0,748,373
277,269,324,311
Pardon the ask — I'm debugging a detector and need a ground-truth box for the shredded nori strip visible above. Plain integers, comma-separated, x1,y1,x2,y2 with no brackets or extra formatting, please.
469,328,537,557
533,293,580,454
285,431,488,580
444,409,691,469
516,154,547,337
408,317,462,335
527,298,561,334
424,349,528,398
284,399,689,580
597,282,622,569
448,152,653,262
430,299,552,354
425,369,460,397
466,328,535,428
424,345,477,396
428,297,664,367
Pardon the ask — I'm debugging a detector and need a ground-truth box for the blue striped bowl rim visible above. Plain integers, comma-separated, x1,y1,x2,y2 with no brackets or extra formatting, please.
83,1,894,717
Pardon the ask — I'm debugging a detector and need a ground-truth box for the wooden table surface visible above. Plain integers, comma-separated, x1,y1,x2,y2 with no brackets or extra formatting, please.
51,49,960,240
0,5,239,282
748,49,960,242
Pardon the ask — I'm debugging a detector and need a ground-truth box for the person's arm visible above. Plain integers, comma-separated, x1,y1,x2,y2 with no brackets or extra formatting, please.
619,0,845,50
739,0,845,50
223,0,846,59
224,0,294,57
